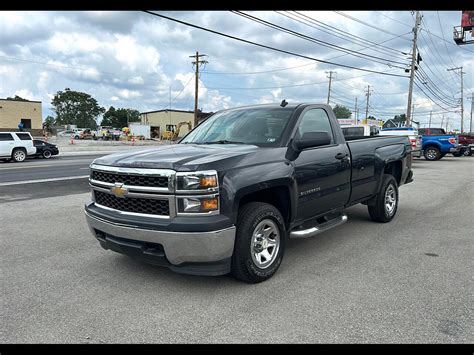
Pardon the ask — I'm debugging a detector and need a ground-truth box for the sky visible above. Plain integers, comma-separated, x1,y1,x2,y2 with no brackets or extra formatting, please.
0,10,472,130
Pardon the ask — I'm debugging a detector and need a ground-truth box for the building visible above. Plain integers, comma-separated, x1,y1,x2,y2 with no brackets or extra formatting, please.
139,109,213,138
0,98,43,136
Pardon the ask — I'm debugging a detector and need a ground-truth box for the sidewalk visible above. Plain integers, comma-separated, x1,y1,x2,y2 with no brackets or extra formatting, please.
45,136,171,156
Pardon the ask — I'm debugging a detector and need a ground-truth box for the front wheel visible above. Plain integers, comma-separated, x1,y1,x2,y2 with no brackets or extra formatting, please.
368,174,399,223
424,146,440,161
42,150,52,159
231,202,286,283
464,148,472,157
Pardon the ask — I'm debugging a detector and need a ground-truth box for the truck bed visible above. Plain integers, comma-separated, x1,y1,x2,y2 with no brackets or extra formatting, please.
346,135,411,204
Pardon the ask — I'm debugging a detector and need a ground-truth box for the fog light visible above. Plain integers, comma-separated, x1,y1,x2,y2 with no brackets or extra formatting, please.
201,198,218,211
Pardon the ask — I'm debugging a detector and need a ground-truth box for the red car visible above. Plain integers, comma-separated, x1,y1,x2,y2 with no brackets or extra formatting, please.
455,134,473,156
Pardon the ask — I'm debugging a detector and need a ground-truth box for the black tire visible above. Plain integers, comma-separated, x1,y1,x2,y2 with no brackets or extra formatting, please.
464,148,472,156
11,148,27,162
231,202,286,283
74,135,80,139
424,146,441,161
452,151,463,157
368,174,399,223
42,150,52,159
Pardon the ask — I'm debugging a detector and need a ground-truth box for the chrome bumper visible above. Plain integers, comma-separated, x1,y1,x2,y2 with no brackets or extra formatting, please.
85,211,236,265
450,146,461,153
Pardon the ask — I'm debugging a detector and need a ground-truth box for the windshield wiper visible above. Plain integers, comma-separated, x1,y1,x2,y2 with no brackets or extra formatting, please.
201,140,246,144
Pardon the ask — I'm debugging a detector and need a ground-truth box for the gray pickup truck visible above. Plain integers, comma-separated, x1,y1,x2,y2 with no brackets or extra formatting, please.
85,103,413,283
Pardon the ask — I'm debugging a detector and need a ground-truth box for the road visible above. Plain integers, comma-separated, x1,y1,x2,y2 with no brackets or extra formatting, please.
1,156,473,343
0,155,101,202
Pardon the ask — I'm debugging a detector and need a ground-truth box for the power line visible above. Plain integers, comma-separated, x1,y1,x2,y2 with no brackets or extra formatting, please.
232,11,409,69
333,11,413,42
279,11,409,60
143,11,409,78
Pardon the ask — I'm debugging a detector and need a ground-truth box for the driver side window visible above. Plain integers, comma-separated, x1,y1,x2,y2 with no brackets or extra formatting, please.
297,109,334,144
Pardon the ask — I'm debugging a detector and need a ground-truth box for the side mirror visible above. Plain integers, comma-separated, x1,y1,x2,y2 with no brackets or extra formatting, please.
294,131,331,150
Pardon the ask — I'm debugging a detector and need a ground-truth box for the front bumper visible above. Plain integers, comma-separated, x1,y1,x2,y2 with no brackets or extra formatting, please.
450,146,461,153
85,207,236,276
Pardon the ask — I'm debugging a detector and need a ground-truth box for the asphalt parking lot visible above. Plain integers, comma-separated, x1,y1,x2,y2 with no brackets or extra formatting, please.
1,156,473,343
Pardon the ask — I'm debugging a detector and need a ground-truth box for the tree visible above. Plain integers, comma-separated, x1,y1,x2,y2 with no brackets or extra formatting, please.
7,95,29,101
51,88,104,129
44,115,55,128
393,114,407,125
101,106,140,128
332,104,352,119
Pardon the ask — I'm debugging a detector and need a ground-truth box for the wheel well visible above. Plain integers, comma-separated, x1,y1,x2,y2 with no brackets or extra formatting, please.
384,161,402,185
12,147,26,153
424,144,440,151
239,186,291,228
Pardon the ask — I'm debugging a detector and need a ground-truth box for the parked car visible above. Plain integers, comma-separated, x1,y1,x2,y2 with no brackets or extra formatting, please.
85,102,414,283
0,132,36,162
454,133,473,157
32,139,59,159
418,127,460,161
340,124,380,138
379,127,422,158
58,129,83,138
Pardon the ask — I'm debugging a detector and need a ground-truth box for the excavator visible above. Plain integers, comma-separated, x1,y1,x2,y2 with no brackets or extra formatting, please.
161,121,192,141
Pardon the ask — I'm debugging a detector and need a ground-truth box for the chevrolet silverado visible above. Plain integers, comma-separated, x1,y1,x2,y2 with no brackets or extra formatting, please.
85,103,414,283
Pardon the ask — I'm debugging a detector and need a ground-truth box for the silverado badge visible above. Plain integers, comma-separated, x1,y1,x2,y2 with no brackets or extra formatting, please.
111,182,128,198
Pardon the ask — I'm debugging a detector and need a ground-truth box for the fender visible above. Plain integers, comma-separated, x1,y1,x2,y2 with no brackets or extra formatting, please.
373,143,407,193
219,161,296,225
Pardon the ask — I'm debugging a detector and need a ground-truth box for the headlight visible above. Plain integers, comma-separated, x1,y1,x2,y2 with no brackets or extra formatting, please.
176,171,218,191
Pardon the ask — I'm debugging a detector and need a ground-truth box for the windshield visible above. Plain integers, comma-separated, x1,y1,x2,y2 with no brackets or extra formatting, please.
180,107,295,146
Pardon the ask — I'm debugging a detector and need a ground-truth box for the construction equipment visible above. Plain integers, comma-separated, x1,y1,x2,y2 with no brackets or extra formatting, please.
161,121,192,141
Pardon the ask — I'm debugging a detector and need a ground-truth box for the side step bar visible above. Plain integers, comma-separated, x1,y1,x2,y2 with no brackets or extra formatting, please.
290,213,348,239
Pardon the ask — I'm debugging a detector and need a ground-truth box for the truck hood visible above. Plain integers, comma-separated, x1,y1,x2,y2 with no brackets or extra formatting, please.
91,143,261,171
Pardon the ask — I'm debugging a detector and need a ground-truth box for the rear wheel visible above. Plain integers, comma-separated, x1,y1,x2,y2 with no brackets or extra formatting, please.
424,146,440,161
368,174,399,223
464,147,472,156
231,202,286,283
12,148,26,162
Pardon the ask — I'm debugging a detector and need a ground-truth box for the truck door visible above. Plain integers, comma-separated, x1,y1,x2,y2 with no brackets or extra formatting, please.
293,108,351,221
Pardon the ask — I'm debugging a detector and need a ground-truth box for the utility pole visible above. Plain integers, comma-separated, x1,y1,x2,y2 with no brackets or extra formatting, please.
428,111,432,129
190,51,208,127
365,85,372,121
445,116,449,132
326,71,335,105
447,66,465,133
441,114,444,128
354,97,358,125
467,94,472,132
406,11,422,127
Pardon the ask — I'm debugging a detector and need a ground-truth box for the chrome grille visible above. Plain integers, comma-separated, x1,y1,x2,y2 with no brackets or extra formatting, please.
91,170,168,188
94,190,169,216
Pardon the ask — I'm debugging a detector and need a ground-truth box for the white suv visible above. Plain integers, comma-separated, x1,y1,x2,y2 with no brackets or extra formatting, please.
0,132,37,162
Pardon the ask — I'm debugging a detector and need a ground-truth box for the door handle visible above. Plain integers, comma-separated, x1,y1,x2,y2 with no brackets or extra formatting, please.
335,152,348,160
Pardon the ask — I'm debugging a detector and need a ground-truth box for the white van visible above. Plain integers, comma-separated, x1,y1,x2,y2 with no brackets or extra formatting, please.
0,132,37,162
379,127,422,158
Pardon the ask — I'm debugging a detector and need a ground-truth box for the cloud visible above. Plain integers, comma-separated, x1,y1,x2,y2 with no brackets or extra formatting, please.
0,10,471,129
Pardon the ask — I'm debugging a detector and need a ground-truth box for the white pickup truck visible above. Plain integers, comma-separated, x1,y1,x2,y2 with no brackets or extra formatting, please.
0,132,37,162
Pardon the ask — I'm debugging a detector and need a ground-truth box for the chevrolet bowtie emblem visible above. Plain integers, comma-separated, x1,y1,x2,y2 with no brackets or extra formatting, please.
111,183,128,198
